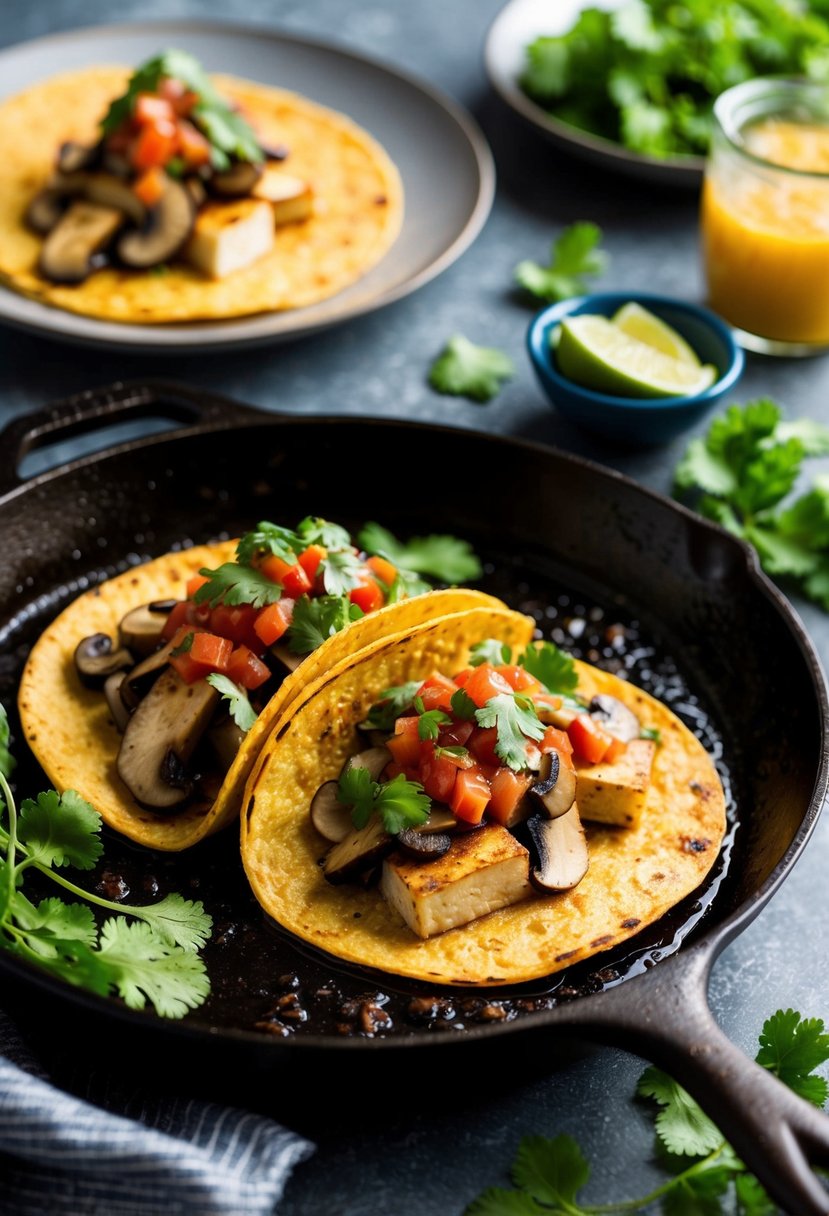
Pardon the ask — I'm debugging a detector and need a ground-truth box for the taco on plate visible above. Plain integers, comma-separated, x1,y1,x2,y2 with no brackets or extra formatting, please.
0,49,402,322
241,610,727,985
18,516,493,851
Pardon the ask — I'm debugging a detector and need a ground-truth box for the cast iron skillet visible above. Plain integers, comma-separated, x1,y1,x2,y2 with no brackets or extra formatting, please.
1,381,828,1212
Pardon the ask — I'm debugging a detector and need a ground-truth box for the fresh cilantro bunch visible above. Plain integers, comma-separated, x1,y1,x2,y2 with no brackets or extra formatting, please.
428,335,515,404
521,0,829,159
466,1008,829,1214
337,765,430,834
0,705,211,1018
101,48,263,170
516,222,609,304
674,399,829,609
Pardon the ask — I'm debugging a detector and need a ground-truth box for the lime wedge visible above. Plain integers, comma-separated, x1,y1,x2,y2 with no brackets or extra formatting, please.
555,315,717,399
612,302,700,367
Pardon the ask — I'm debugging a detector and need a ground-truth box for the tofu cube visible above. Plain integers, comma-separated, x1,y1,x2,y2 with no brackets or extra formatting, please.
575,738,656,828
183,198,274,279
252,168,313,226
380,824,530,939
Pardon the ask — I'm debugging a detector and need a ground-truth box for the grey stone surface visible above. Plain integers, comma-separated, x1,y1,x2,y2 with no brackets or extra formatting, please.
2,2,829,1212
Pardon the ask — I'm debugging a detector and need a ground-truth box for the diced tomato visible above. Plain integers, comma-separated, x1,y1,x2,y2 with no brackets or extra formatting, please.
498,664,542,693
177,119,212,167
451,767,491,825
189,631,232,672
453,667,474,688
226,645,271,690
415,673,458,713
131,118,179,171
169,651,211,684
366,555,397,587
158,77,198,114
186,573,210,599
209,603,263,651
261,554,292,583
464,663,514,709
160,600,192,641
418,743,458,804
439,719,475,748
105,123,134,154
604,736,627,764
468,726,501,768
134,93,176,125
297,544,326,581
534,692,563,716
568,713,613,764
488,768,533,826
540,725,573,756
281,564,312,599
254,602,291,646
350,581,384,614
387,716,421,768
133,165,167,208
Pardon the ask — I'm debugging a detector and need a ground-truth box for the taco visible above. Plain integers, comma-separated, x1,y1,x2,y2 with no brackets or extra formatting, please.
0,50,402,323
18,516,494,852
241,612,727,986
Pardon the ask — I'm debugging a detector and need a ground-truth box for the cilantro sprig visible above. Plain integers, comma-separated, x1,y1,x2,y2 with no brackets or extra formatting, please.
101,49,263,170
475,693,546,771
0,707,211,1018
206,673,257,732
413,697,452,741
337,765,430,835
287,595,363,656
674,400,829,610
428,335,515,404
516,222,609,304
363,682,421,732
194,562,283,609
466,1008,829,1215
358,522,482,584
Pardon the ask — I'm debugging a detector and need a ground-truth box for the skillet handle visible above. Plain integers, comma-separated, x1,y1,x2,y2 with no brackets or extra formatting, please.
560,945,829,1214
0,379,263,497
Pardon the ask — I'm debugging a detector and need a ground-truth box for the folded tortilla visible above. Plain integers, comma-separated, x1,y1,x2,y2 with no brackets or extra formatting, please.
0,66,402,323
18,541,502,851
241,611,727,985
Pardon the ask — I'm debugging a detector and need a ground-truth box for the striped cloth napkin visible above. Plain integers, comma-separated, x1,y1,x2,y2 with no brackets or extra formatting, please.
0,1010,313,1216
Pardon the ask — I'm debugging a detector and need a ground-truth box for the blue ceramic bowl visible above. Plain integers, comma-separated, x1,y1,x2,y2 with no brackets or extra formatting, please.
527,293,744,446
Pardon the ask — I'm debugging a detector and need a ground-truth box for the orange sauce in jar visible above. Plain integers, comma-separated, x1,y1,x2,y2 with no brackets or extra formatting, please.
702,120,829,345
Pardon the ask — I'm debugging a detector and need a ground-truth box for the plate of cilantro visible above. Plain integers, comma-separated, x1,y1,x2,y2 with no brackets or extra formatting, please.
485,0,829,186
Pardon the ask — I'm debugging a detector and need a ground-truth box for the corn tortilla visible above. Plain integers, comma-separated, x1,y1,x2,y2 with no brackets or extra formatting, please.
242,614,727,986
0,66,403,323
18,541,502,851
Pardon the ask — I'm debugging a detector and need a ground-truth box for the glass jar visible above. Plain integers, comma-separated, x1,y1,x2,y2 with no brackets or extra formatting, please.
701,77,829,356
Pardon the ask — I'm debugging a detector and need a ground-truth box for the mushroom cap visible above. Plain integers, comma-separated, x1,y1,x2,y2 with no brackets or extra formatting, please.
38,200,124,284
117,176,195,269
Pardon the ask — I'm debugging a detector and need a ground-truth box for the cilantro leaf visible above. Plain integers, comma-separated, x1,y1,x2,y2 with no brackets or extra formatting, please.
373,774,430,834
206,673,257,732
637,1066,723,1157
469,639,511,667
363,683,421,732
12,893,97,949
465,1189,545,1215
96,919,211,1019
0,702,13,781
385,568,432,603
122,892,212,953
415,705,452,741
755,1008,829,1106
734,1174,776,1216
660,1170,731,1215
320,548,365,596
17,790,103,871
358,522,482,583
296,516,352,549
428,335,515,403
337,765,377,830
287,595,359,655
475,694,545,770
235,521,300,566
512,1134,590,1207
170,631,194,657
515,222,608,303
451,689,478,720
194,563,282,609
519,641,579,694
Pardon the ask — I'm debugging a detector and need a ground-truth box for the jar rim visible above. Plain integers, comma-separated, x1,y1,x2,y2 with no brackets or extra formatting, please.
714,76,829,179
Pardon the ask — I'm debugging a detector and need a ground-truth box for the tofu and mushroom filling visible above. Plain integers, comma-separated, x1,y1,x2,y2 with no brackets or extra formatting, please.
27,49,313,284
313,638,658,939
74,516,466,815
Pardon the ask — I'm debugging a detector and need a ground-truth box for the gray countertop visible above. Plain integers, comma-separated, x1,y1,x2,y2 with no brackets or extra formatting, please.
2,2,829,1212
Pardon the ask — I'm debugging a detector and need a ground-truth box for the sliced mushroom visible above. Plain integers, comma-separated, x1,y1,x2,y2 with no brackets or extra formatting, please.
39,201,123,284
102,150,132,179
57,141,100,174
185,176,208,209
25,189,67,235
121,636,181,708
527,807,589,893
413,806,458,834
44,171,146,226
310,781,352,843
260,141,289,161
74,633,134,687
323,816,392,884
103,671,131,732
589,694,641,742
210,160,264,196
533,698,579,730
117,668,219,809
530,750,577,819
208,716,246,771
340,746,392,782
118,604,169,657
271,642,302,674
396,828,452,861
148,599,179,614
117,176,194,269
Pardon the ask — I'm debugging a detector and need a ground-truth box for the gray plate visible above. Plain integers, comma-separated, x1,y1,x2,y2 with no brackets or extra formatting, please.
485,0,704,187
0,20,494,352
